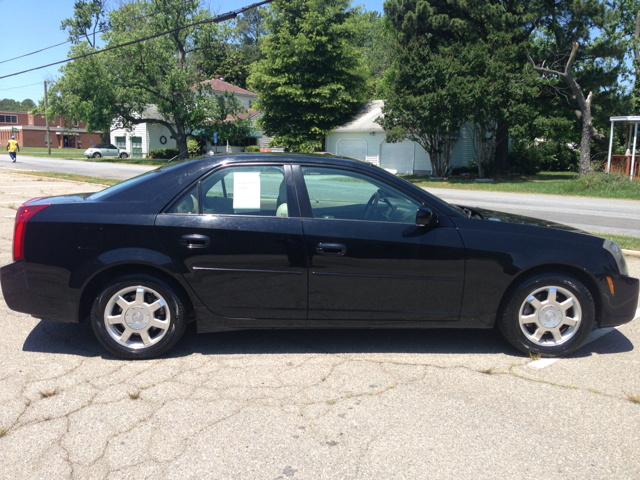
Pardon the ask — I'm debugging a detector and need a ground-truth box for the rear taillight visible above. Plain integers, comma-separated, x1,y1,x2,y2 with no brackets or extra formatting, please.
13,202,49,261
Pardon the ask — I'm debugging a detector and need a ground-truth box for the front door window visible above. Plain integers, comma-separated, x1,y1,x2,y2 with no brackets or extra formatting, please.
302,166,420,223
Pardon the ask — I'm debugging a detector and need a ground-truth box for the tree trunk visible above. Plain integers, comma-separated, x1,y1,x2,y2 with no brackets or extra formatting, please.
175,121,189,159
495,123,509,172
578,91,593,175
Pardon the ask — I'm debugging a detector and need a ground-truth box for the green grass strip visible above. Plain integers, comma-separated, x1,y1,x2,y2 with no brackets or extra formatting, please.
590,232,640,252
404,172,640,201
15,170,121,186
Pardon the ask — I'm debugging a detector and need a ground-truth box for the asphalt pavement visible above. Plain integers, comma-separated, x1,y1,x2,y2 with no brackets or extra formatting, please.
0,154,155,180
426,187,640,237
0,172,639,479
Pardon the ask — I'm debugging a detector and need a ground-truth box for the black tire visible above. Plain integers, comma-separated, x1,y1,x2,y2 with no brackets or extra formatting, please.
498,273,595,357
92,152,102,158
90,274,187,359
119,153,128,159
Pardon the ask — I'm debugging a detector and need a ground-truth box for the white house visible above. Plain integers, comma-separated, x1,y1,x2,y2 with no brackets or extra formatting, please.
110,77,267,157
325,100,476,175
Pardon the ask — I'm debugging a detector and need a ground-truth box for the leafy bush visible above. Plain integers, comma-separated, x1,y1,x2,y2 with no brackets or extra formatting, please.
509,139,578,174
149,148,179,159
244,145,261,153
187,139,201,157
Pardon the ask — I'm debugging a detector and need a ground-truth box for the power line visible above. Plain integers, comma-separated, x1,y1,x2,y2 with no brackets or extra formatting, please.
0,0,200,66
0,0,273,81
0,82,42,92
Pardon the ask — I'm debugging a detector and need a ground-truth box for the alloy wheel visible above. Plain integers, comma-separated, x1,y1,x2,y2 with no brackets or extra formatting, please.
518,285,582,346
103,285,170,350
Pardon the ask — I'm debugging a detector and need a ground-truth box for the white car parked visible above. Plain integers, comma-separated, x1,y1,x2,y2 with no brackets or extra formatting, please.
84,143,129,159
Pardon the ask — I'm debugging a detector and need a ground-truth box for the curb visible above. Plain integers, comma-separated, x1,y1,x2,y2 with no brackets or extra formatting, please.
622,249,640,258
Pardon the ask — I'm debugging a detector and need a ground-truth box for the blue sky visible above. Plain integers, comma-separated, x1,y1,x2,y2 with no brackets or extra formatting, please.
0,0,385,105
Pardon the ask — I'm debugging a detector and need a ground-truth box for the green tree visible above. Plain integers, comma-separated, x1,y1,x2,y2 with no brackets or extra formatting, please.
377,39,467,177
60,0,109,47
0,98,36,111
248,0,368,152
382,0,541,176
525,1,626,174
45,0,244,159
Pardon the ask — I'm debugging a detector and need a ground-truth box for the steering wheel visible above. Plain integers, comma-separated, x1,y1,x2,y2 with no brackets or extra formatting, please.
363,192,380,220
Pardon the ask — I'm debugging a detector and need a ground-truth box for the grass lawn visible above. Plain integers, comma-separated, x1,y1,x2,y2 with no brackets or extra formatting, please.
16,147,168,165
15,147,87,159
590,232,640,252
402,171,640,201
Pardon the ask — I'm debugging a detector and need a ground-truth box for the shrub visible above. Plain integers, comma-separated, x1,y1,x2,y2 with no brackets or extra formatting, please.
149,148,179,159
244,145,261,153
187,139,201,157
509,139,578,174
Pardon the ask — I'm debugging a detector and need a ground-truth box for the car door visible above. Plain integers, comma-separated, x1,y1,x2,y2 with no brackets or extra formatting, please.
105,144,119,157
294,164,465,322
155,163,308,320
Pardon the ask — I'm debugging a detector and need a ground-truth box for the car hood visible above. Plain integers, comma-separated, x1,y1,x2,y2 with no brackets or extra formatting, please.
463,206,589,234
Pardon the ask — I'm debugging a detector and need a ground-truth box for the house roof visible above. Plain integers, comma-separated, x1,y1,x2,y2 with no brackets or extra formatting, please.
195,77,257,96
332,100,385,133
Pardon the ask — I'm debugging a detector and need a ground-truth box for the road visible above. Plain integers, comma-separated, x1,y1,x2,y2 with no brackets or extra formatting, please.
0,154,155,180
0,173,639,479
1,155,639,236
426,187,640,237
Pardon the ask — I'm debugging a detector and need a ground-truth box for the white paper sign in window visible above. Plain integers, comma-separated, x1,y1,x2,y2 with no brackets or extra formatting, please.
233,172,261,209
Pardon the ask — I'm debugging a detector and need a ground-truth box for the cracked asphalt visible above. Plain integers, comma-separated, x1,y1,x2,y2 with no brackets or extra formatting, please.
0,172,639,479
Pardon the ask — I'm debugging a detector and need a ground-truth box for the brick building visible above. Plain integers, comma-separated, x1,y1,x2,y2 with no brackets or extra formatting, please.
0,111,103,149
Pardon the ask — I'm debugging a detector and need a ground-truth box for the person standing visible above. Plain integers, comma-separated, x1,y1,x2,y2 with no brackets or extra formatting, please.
7,135,19,163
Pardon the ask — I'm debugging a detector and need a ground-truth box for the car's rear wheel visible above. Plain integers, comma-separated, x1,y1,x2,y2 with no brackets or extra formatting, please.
92,152,102,158
119,152,128,159
498,273,595,357
90,274,187,359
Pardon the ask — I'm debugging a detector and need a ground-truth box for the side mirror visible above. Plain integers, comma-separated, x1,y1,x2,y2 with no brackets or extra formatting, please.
416,206,439,227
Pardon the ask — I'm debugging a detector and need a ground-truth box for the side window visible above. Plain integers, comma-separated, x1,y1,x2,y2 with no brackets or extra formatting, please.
169,165,288,217
169,185,199,214
302,166,421,223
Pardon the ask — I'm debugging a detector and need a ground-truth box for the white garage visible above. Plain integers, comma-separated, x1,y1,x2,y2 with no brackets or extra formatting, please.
336,139,367,161
379,140,415,174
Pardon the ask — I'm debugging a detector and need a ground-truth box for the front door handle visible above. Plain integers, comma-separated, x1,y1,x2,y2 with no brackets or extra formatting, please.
180,234,210,248
316,243,347,256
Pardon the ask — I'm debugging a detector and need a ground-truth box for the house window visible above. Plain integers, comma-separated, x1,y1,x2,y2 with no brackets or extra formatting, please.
0,115,18,124
73,119,79,127
115,137,126,149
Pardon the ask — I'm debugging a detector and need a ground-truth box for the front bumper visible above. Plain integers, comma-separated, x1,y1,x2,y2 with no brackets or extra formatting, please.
599,273,640,327
1,261,78,323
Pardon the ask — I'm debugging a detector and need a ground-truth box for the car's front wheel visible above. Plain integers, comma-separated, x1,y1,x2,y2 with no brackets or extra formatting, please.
119,152,128,159
498,273,595,357
90,274,187,359
92,152,102,158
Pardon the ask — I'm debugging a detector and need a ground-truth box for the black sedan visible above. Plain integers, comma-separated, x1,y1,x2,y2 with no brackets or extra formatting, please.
2,154,638,359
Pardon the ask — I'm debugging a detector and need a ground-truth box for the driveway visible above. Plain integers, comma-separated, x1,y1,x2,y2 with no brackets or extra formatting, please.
0,172,639,479
427,187,640,237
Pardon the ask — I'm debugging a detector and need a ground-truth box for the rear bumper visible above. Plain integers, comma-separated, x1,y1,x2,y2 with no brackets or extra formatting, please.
599,274,640,327
1,261,78,323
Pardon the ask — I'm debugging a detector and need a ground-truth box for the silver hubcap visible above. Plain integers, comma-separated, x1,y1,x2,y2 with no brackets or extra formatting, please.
519,286,582,346
104,286,170,350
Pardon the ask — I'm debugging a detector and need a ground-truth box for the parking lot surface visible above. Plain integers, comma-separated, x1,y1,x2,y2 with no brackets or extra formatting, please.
0,172,639,479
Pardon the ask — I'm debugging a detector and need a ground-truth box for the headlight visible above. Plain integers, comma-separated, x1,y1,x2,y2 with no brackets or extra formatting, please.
603,239,628,275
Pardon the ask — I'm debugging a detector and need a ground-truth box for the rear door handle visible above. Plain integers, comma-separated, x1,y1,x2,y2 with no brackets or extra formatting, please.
180,234,210,248
316,243,347,256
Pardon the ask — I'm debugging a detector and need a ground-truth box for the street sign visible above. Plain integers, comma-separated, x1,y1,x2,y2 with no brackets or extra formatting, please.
213,132,218,144
11,127,18,133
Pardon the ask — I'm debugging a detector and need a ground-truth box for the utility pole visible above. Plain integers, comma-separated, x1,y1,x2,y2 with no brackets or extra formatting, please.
44,81,51,155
